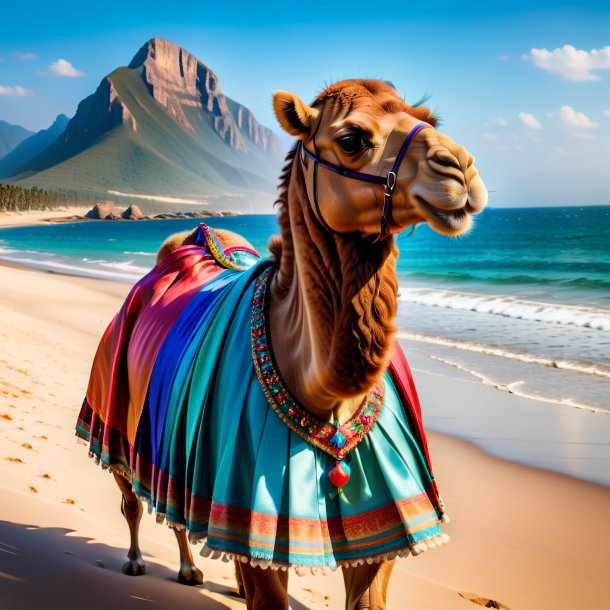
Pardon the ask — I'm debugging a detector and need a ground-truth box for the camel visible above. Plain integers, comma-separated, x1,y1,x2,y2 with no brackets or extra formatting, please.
76,79,487,610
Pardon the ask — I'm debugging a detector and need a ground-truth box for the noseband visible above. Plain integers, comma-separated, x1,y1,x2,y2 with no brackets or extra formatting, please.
299,122,432,242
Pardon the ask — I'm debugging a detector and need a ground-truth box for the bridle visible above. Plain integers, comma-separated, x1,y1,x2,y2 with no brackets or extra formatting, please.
299,121,432,242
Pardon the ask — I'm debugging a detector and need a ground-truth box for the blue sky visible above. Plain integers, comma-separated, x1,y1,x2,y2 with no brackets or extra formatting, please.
1,0,609,206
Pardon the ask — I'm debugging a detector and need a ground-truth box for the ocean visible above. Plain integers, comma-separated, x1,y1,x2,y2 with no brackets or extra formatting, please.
1,205,609,424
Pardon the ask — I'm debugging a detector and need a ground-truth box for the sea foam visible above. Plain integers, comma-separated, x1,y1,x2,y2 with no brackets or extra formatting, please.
398,286,610,331
396,330,610,379
0,247,147,282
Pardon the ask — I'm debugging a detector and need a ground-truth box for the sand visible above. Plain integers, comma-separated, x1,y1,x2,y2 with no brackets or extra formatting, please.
1,261,609,610
0,207,91,228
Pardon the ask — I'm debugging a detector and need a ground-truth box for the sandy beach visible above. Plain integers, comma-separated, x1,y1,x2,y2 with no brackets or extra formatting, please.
0,207,91,228
1,258,609,610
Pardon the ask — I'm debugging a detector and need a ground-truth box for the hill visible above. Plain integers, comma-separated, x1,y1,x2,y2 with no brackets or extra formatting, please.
0,114,69,179
4,38,283,212
0,120,33,160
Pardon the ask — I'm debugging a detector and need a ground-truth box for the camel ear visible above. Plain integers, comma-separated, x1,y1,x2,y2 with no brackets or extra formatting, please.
273,91,319,138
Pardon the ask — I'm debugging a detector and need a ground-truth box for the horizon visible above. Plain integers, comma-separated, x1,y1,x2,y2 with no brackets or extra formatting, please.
1,1,609,207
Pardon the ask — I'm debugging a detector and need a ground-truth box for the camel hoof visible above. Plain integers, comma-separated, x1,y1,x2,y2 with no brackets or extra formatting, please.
177,565,204,586
236,581,245,598
122,558,146,576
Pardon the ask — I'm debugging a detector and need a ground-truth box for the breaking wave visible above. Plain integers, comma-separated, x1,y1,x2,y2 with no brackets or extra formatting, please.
398,286,610,331
400,271,610,291
395,330,610,380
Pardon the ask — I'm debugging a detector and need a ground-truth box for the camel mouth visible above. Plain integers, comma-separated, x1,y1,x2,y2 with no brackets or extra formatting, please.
415,196,472,236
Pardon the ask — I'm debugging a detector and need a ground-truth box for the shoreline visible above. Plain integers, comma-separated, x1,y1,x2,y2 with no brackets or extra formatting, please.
403,340,610,487
1,253,609,486
399,331,610,416
1,258,609,609
0,206,244,229
1,211,609,483
0,207,245,229
0,206,91,228
1,245,607,413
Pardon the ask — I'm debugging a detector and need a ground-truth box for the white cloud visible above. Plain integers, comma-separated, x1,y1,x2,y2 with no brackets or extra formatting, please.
603,110,610,117
497,54,510,61
524,45,610,82
39,58,85,78
0,85,34,96
483,132,499,141
547,106,598,129
13,52,37,60
518,112,542,129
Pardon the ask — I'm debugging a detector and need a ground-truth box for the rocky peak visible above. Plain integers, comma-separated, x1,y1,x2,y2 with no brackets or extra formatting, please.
128,38,279,155
59,77,133,154
53,114,70,128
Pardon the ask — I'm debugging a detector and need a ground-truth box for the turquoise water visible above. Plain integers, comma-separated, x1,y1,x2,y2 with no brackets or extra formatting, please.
1,207,608,302
1,206,609,414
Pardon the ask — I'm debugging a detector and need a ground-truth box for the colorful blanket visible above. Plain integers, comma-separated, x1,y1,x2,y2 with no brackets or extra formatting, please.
77,223,447,570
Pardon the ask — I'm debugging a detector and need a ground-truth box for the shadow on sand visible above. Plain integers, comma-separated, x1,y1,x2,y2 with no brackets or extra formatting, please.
0,520,310,610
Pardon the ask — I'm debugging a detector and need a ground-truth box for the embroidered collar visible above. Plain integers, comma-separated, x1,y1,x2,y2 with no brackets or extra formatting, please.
251,267,384,461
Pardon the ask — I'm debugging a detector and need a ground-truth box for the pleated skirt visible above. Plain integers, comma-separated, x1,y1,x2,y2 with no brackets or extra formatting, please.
77,262,447,570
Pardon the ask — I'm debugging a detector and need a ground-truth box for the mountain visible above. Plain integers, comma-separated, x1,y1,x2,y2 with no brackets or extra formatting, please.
0,121,34,160
0,114,69,179
5,38,282,211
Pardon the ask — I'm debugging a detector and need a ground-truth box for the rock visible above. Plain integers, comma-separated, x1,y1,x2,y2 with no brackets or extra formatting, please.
121,204,145,220
85,201,121,219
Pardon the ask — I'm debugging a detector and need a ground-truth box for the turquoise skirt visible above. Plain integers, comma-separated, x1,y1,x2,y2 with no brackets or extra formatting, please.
78,254,447,571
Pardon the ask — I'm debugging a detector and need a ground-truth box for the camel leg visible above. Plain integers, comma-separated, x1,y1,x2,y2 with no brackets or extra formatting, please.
238,562,289,610
173,528,203,585
342,559,395,610
112,471,146,576
234,559,246,598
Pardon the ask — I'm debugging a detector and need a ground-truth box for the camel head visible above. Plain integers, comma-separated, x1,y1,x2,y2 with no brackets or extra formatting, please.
273,79,487,238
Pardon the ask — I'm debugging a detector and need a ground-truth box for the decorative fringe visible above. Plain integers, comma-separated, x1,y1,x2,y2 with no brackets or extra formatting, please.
82,440,450,574
198,533,450,574
83,448,132,481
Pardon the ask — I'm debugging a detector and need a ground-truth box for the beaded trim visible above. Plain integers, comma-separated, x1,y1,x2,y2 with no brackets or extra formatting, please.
251,267,384,461
198,223,260,270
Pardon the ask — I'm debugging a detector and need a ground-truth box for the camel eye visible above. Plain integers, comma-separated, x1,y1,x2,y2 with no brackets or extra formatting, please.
337,132,369,155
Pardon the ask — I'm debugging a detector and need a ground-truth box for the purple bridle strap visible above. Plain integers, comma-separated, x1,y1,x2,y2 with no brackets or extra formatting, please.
300,122,432,241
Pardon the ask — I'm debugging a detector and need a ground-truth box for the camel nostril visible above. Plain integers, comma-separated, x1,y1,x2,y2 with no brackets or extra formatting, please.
430,150,461,171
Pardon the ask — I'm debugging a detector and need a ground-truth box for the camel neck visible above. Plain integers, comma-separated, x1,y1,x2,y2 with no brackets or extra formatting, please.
267,153,398,421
